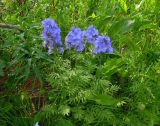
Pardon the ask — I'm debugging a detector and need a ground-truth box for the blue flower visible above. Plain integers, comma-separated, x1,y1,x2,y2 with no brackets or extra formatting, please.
93,36,113,54
76,43,84,52
58,47,64,54
65,27,84,52
41,18,63,54
34,122,39,126
83,25,98,44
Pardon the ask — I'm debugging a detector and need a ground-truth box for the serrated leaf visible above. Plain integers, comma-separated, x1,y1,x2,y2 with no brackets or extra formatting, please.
59,105,70,116
1,102,13,112
32,47,53,62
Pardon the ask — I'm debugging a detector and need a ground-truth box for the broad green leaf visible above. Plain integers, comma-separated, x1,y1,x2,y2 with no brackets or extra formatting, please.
97,58,125,76
23,63,31,81
118,0,128,13
135,0,145,10
139,23,157,31
109,19,135,35
56,119,74,126
91,12,96,18
91,94,118,106
0,60,6,76
32,63,42,84
155,0,160,12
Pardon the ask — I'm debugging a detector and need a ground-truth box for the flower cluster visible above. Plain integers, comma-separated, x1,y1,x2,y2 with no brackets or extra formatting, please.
41,18,113,55
93,36,113,54
41,18,63,54
65,27,84,52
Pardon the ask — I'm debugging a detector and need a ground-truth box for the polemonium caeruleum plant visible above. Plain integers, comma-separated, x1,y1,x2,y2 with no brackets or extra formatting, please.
65,27,84,52
83,25,98,44
42,18,113,54
41,18,64,54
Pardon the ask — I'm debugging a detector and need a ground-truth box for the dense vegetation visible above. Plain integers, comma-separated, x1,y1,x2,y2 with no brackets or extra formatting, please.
0,0,160,126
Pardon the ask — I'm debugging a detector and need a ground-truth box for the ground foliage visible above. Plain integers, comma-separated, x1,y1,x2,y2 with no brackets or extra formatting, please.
0,0,160,126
